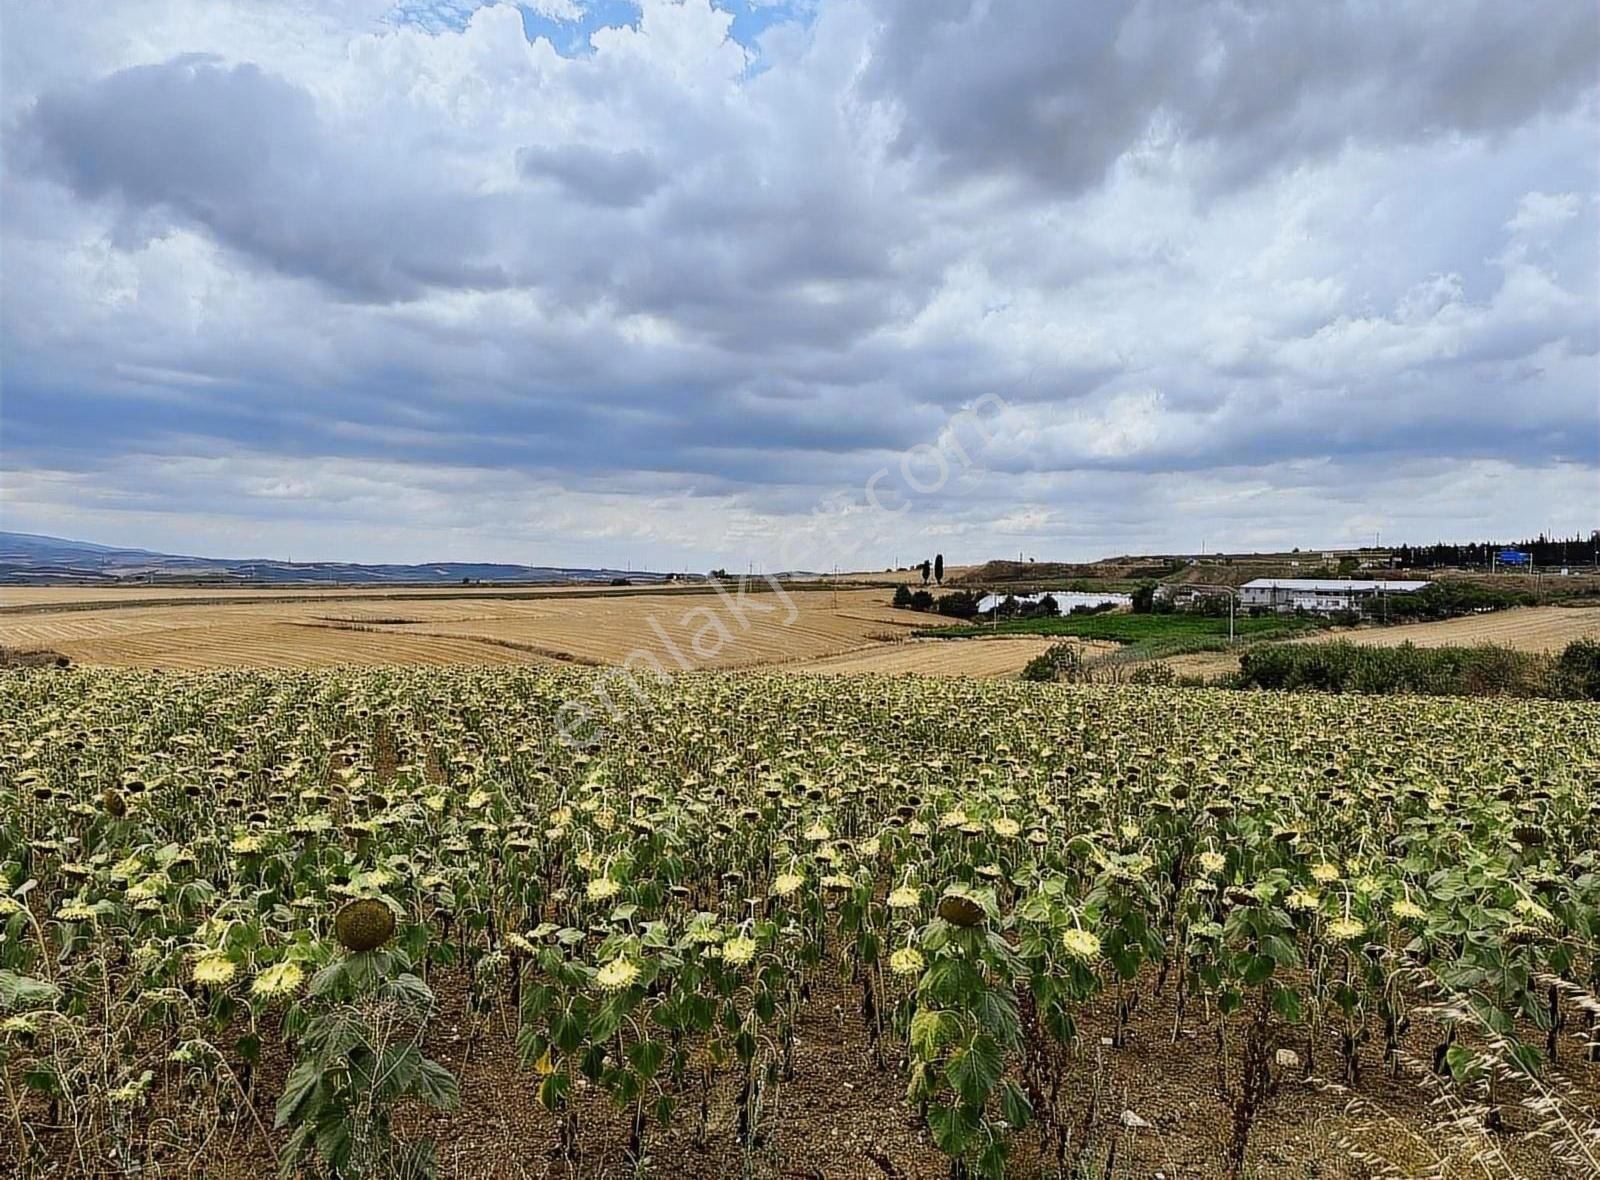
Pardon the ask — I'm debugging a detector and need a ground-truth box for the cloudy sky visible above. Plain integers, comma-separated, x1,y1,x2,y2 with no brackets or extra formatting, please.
2,0,1596,571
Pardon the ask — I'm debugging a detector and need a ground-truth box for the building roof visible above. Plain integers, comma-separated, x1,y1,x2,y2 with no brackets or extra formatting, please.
1240,578,1429,592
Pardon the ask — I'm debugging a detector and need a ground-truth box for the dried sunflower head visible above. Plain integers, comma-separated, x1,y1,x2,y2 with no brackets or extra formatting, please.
937,889,984,929
334,897,396,953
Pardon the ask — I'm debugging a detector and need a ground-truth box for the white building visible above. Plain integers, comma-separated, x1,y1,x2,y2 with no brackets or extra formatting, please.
1239,578,1428,614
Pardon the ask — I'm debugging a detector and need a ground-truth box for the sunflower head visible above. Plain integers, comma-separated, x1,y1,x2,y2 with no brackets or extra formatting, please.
1061,928,1101,962
334,897,396,952
595,957,641,991
252,961,305,998
887,885,921,910
192,955,238,988
937,888,985,929
1327,916,1366,942
888,946,925,976
101,789,127,818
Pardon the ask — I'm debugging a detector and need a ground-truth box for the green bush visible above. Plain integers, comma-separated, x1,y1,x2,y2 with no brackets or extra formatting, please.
1126,662,1177,687
1381,581,1535,622
1234,640,1584,698
1020,643,1085,683
1555,638,1600,700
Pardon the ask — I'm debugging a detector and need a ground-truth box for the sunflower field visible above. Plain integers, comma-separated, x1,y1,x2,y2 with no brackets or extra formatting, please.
1,666,1597,1179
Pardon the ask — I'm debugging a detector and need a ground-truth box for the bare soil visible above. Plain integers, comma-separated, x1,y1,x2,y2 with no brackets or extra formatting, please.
8,968,1591,1179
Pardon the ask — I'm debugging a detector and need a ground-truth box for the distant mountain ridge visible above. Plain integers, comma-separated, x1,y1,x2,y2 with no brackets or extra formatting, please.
0,531,673,586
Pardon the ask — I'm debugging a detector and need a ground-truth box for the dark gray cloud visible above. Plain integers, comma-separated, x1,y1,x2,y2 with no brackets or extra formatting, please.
517,143,664,206
15,56,516,301
1,0,1595,569
859,0,1600,193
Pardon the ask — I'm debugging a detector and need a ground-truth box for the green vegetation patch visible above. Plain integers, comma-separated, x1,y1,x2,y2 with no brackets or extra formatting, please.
930,612,1317,644
1236,637,1600,699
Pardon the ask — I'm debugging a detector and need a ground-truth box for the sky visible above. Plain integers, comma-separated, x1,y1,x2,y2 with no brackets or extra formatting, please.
1,0,1596,572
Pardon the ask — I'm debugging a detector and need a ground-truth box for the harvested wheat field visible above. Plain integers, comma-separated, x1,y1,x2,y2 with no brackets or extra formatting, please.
0,585,939,670
792,636,1109,677
1299,605,1600,652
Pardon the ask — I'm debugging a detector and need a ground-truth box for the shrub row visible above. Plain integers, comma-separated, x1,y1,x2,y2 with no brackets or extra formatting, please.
1234,638,1600,699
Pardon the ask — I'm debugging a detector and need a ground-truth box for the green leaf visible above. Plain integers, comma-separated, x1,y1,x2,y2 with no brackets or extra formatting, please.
910,1008,959,1059
235,1032,262,1065
0,970,62,1012
927,1102,977,1157
1272,985,1303,1024
314,1112,354,1173
376,1043,421,1099
611,1067,643,1104
274,1059,324,1129
625,1039,666,1079
1242,953,1275,986
921,958,980,1006
1109,944,1143,981
1504,1040,1542,1079
308,959,347,999
754,987,777,1023
515,1023,547,1066
1468,998,1514,1038
977,989,1021,1048
654,1093,677,1127
1042,1001,1075,1046
977,1130,1008,1180
552,1009,586,1053
1263,934,1300,968
414,1057,460,1109
1445,1044,1480,1083
278,1122,315,1179
538,1070,571,1111
905,1061,934,1103
379,972,436,1018
684,993,715,1032
999,1079,1033,1130
945,1032,1004,1107
305,1007,367,1058
22,1064,59,1097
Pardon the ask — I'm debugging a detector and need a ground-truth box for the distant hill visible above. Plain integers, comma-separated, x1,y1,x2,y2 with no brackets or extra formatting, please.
0,532,674,587
954,558,1183,585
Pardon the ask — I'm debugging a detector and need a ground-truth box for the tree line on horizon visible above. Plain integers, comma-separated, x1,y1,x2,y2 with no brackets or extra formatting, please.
1390,531,1598,569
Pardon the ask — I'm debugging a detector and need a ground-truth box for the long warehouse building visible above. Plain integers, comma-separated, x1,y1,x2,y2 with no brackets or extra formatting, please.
1239,578,1429,614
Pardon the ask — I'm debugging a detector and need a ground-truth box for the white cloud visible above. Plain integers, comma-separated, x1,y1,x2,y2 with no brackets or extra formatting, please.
1,0,1595,569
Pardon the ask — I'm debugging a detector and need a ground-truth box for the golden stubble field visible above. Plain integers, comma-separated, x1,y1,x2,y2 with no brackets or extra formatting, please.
1,584,1037,674
8,586,1594,681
